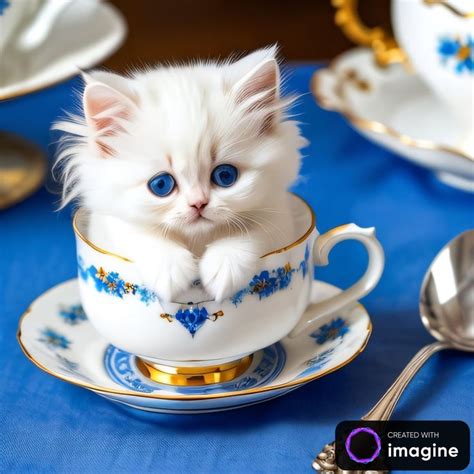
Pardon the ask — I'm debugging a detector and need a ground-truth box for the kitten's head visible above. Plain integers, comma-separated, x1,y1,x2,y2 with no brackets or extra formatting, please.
55,46,306,239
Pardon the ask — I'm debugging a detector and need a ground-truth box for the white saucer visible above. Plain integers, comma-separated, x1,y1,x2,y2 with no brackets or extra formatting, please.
312,48,474,192
17,279,371,415
0,1,126,100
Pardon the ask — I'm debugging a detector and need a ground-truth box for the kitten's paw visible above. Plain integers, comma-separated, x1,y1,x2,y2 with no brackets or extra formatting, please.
138,246,199,302
200,239,260,301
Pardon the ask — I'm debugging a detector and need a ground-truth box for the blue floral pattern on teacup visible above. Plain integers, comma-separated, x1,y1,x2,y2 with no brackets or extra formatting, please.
230,244,310,306
159,306,224,337
438,35,474,74
175,307,221,337
310,317,349,345
0,0,10,15
78,258,159,304
77,243,311,336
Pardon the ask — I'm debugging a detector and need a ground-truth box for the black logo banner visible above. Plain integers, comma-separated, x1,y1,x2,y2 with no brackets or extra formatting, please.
335,420,470,471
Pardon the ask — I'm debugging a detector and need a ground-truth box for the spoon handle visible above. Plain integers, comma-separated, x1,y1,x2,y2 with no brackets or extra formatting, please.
362,340,450,421
312,340,450,472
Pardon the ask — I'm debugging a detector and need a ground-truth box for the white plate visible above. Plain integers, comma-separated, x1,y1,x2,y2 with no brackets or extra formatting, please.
312,48,474,192
0,1,126,100
17,279,372,415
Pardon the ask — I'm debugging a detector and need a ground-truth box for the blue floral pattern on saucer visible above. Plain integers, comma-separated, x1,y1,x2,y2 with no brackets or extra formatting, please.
38,324,82,376
39,328,71,350
105,343,286,395
55,353,79,372
438,35,474,74
310,317,349,344
59,304,87,325
299,347,336,378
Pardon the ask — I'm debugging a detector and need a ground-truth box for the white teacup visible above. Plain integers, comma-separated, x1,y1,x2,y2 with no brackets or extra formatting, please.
334,0,474,150
73,194,384,385
0,0,74,58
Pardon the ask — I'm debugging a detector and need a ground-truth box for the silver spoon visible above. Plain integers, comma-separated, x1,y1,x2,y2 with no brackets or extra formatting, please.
312,229,474,473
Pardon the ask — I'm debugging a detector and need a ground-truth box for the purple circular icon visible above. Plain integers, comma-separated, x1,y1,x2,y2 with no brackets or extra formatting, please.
345,427,382,464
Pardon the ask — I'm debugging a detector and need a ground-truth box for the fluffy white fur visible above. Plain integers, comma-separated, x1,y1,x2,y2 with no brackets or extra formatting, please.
54,46,306,302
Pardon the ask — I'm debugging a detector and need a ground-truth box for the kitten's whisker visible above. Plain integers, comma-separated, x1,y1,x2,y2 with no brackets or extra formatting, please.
239,215,275,244
254,214,288,241
240,213,287,245
242,208,290,216
228,214,249,238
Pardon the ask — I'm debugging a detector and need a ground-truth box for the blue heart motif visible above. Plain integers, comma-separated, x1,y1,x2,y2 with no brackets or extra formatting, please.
175,307,210,337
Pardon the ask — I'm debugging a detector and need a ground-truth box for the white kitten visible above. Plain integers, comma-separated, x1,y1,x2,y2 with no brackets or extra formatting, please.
54,46,306,302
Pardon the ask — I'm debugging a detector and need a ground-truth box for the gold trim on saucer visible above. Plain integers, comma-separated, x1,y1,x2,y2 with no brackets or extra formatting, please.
137,355,253,386
424,0,474,18
73,193,316,263
0,132,47,210
16,279,372,401
311,53,474,164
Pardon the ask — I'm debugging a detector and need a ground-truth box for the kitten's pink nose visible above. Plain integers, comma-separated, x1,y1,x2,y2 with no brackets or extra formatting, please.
189,199,208,210
188,189,209,211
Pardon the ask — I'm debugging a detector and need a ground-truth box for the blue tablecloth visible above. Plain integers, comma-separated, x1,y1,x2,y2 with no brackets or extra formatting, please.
1,65,473,474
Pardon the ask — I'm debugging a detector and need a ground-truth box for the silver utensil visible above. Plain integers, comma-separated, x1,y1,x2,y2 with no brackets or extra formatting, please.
312,229,474,473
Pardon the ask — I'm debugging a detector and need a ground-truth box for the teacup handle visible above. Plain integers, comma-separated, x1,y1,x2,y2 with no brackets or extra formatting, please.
332,0,406,67
289,224,384,338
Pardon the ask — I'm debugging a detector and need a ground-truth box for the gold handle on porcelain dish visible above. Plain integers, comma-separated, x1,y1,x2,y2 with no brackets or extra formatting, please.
332,0,406,67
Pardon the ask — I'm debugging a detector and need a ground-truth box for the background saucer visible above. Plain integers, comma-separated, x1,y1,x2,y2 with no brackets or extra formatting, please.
18,279,371,414
312,48,474,192
0,1,126,100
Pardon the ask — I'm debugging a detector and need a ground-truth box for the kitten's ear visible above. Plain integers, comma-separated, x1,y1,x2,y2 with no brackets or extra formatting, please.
82,72,138,157
82,70,136,101
228,46,280,132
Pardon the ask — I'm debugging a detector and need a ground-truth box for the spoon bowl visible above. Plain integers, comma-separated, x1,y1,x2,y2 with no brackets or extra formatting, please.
420,229,474,352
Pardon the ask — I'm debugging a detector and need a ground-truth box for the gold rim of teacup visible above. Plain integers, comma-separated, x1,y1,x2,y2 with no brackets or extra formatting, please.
423,0,474,19
72,192,316,263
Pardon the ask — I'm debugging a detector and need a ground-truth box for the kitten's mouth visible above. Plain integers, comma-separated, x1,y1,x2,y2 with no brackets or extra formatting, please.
189,212,211,224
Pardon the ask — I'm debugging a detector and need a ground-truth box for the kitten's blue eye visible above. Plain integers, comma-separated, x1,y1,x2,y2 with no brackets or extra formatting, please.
148,173,176,197
211,164,238,188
